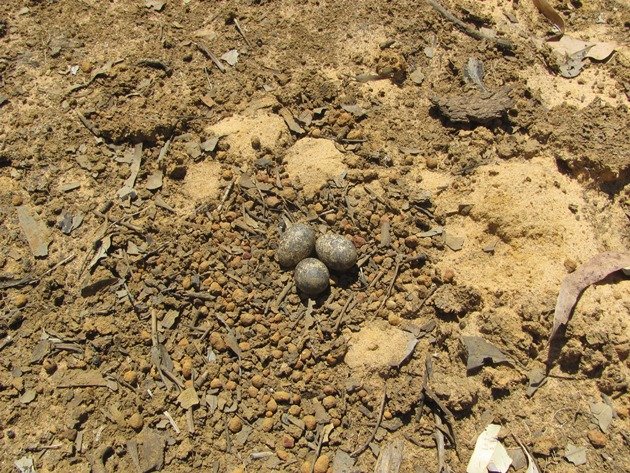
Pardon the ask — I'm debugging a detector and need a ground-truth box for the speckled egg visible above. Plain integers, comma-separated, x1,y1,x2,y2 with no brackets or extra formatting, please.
315,234,357,271
294,258,330,296
276,223,316,268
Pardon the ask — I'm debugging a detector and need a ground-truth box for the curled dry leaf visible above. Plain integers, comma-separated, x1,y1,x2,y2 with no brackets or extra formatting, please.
532,0,565,39
550,252,630,341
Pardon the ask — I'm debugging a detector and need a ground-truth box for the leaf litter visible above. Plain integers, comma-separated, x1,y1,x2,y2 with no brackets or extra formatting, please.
16,206,50,258
549,251,630,342
466,424,511,473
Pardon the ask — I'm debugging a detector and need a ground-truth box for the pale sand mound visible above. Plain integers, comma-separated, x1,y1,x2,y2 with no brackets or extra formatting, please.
182,161,222,203
284,138,346,197
430,157,629,341
205,111,287,162
345,322,417,372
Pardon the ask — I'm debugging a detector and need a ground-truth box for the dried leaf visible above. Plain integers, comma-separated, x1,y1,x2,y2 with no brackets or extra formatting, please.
418,227,443,237
564,443,587,466
19,389,37,404
514,438,541,473
14,456,36,473
374,439,404,473
462,336,508,372
410,68,425,85
145,0,165,11
220,49,239,66
466,424,512,473
341,104,367,118
160,310,179,330
444,232,464,251
550,252,630,341
526,368,547,397
118,144,142,199
200,136,220,152
17,206,50,257
590,402,613,433
279,108,305,134
146,171,163,190
177,387,200,409
464,58,486,91
81,276,118,297
332,450,355,473
549,35,617,62
389,336,418,368
88,235,111,271
558,46,593,78
532,0,565,38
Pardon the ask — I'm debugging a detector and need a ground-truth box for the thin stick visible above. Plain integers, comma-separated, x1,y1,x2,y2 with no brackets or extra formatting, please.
272,280,293,311
334,293,356,333
217,178,236,213
186,408,195,434
164,411,181,434
195,42,226,73
426,0,514,50
233,18,252,47
350,390,387,458
377,255,403,313
309,427,326,473
32,253,76,283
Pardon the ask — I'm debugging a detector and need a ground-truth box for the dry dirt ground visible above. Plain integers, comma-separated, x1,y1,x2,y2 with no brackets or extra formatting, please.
1,1,629,472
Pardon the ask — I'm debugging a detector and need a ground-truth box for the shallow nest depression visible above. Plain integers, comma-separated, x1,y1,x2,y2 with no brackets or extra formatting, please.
8,139,485,471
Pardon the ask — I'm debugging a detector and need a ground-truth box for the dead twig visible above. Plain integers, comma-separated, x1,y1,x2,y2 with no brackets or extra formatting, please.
233,18,252,48
195,42,226,73
377,254,404,314
77,111,102,138
334,293,356,333
217,177,236,213
426,0,514,50
350,390,387,458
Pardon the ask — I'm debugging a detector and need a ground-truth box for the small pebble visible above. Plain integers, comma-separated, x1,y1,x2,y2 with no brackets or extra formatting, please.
181,357,193,379
11,194,23,206
587,429,607,448
314,454,330,473
267,398,278,413
315,234,357,271
282,434,295,449
294,258,330,296
322,395,337,409
303,415,317,430
228,416,243,433
277,223,316,268
123,370,138,385
14,294,28,308
240,313,256,326
273,391,291,403
128,413,144,431
442,268,456,283
251,374,264,388
261,417,275,432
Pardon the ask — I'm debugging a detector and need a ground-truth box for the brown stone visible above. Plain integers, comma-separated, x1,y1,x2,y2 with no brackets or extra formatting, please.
587,429,607,448
313,454,330,473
